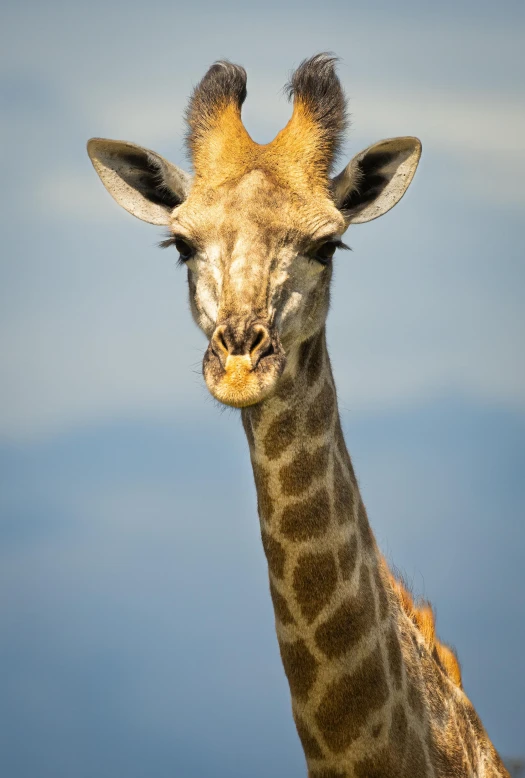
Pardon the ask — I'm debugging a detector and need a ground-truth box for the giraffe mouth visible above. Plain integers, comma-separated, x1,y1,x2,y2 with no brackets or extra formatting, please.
202,329,286,407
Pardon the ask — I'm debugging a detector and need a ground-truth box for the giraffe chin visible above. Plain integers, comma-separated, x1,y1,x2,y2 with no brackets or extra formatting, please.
203,352,284,408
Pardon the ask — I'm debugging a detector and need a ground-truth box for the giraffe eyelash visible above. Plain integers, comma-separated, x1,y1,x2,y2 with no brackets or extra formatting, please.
315,239,351,252
159,234,196,265
158,234,177,250
159,236,352,257
307,238,352,266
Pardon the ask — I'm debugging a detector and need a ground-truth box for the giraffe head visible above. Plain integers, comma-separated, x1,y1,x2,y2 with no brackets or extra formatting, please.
88,55,421,407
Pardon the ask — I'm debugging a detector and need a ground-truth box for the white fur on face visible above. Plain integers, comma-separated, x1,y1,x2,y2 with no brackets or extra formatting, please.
187,244,223,336
188,234,330,352
174,170,343,348
273,253,329,347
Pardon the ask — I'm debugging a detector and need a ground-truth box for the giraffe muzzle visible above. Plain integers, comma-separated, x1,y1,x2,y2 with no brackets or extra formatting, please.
203,319,285,407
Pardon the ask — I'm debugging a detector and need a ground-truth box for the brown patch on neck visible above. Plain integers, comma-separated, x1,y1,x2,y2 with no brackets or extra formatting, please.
263,408,297,460
334,456,356,525
279,443,330,496
314,563,376,658
280,487,331,541
260,529,286,579
252,461,273,520
275,374,295,400
403,731,430,777
386,623,403,690
293,550,338,623
303,331,325,387
372,563,390,622
270,580,295,625
337,535,358,580
353,703,410,778
279,638,318,701
315,644,389,753
357,500,374,548
306,379,336,436
294,715,324,759
354,721,429,778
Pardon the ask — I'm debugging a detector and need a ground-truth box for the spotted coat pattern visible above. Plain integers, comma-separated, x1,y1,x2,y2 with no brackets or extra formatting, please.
242,332,508,777
87,53,509,778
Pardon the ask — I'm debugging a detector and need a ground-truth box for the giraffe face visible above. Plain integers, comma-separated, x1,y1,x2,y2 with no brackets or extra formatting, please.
87,56,421,408
171,170,345,407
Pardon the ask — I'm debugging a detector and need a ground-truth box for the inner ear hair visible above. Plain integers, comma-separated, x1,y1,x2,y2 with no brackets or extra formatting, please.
87,138,192,225
341,150,396,212
331,137,422,224
116,148,183,209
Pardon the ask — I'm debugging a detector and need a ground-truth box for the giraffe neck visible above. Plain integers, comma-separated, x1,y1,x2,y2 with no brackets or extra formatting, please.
241,329,403,774
242,330,509,777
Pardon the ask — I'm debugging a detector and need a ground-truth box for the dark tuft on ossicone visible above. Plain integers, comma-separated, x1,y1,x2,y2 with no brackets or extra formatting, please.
186,60,247,155
285,53,349,167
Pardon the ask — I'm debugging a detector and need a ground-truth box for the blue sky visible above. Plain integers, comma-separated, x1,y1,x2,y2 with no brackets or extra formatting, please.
1,0,524,774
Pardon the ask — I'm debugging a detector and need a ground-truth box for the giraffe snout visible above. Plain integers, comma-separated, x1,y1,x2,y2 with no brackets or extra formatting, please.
204,319,285,408
211,321,273,370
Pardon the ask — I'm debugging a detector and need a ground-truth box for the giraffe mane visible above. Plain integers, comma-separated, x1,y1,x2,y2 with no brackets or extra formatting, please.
385,565,463,688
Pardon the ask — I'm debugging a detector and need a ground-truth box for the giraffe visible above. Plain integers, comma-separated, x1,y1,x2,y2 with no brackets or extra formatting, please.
87,54,508,777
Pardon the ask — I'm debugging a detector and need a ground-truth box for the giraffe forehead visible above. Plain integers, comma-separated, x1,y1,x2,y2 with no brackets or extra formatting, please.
174,168,344,248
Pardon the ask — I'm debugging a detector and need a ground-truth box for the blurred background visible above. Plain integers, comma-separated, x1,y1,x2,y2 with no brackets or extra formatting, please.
1,0,524,775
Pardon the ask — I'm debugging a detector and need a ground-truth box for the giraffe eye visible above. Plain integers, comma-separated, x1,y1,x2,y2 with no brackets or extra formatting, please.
174,237,195,260
313,241,337,265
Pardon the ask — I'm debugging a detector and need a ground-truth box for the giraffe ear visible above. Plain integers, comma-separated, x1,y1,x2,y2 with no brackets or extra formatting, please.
331,137,421,224
87,138,192,226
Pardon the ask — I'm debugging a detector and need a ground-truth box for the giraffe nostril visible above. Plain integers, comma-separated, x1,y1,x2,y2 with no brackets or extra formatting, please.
249,325,273,366
250,329,264,353
210,325,231,367
258,339,274,358
211,322,274,370
217,330,228,354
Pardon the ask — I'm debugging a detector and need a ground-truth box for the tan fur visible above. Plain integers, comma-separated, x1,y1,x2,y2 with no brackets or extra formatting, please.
190,97,335,197
212,354,276,407
191,102,256,186
270,101,336,188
